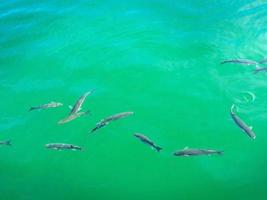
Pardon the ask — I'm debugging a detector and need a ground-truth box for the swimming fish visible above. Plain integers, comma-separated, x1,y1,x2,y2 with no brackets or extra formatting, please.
230,104,256,139
69,91,92,115
173,147,223,156
134,133,162,152
0,140,11,146
90,112,134,133
29,102,63,111
58,110,90,124
45,143,82,151
221,59,258,65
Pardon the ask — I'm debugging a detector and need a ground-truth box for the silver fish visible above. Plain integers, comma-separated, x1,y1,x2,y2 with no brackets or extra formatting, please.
230,104,256,139
91,112,134,133
69,91,92,115
0,140,11,146
58,110,90,124
29,102,63,111
221,59,258,65
173,147,223,156
45,143,82,151
134,133,162,152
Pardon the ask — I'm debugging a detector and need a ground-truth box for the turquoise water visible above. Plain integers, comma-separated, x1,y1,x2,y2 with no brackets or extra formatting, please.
1,0,267,199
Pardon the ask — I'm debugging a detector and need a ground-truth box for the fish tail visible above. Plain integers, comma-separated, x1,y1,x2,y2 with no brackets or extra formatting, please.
57,120,64,124
90,127,98,133
74,146,82,151
29,107,36,111
259,59,266,64
155,146,162,152
90,123,106,133
230,104,236,114
5,140,11,146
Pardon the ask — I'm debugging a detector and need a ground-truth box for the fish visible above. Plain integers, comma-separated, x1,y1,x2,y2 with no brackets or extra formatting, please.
134,133,162,152
173,147,223,156
45,143,82,151
90,111,134,133
253,66,267,74
230,104,256,139
99,112,134,124
0,140,11,146
69,91,92,115
221,59,258,65
29,102,63,111
58,110,90,124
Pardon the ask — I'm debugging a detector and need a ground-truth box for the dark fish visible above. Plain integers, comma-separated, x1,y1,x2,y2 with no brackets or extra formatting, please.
69,91,92,115
230,104,256,139
45,143,82,151
29,102,63,111
134,133,162,152
173,147,223,156
0,140,11,146
90,112,134,133
253,67,267,74
221,59,258,65
58,110,90,124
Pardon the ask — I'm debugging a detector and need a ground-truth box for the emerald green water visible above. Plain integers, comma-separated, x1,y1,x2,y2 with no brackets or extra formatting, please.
1,1,267,199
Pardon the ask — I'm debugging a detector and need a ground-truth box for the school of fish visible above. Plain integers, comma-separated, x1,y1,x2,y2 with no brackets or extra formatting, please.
2,57,265,157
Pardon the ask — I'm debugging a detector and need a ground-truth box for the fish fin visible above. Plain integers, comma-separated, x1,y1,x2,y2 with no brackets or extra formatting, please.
184,146,189,150
68,105,73,110
249,126,253,130
5,140,11,146
217,151,224,155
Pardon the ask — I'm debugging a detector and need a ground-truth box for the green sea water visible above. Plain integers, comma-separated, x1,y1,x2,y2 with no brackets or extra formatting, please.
1,0,267,199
